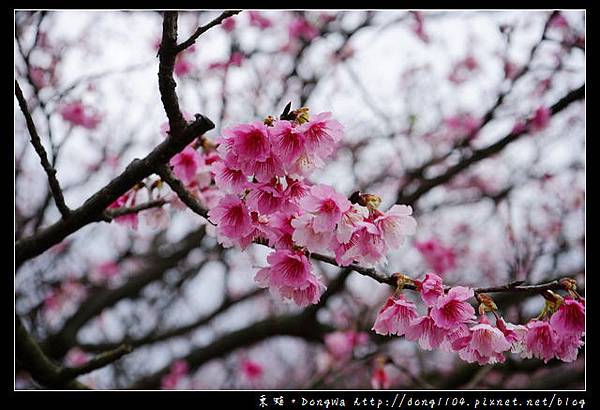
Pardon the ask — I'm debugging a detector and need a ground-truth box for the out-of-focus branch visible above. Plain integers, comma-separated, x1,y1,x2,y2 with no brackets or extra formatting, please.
15,80,71,219
16,316,88,389
79,288,264,352
175,10,242,53
41,227,206,358
396,84,584,206
58,344,132,381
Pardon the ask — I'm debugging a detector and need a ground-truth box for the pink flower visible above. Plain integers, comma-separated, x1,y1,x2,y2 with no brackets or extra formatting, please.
209,195,253,241
415,239,457,275
212,160,248,194
65,348,89,367
174,57,192,77
108,192,138,230
496,318,528,354
417,273,444,307
405,314,447,350
241,153,284,183
325,331,369,361
265,211,297,249
282,177,310,206
530,106,551,132
255,249,314,289
97,261,119,280
555,334,584,362
525,320,558,363
336,205,368,244
291,213,335,253
300,184,351,233
289,17,319,41
458,319,511,365
229,52,244,67
59,101,102,129
240,359,263,380
371,365,390,389
512,120,527,134
444,114,481,140
170,146,201,184
335,222,386,267
373,205,417,249
161,360,189,390
270,120,306,164
221,16,236,32
228,122,272,163
550,298,585,337
372,295,419,336
246,182,284,215
431,286,476,329
278,274,323,306
248,11,272,29
297,112,343,159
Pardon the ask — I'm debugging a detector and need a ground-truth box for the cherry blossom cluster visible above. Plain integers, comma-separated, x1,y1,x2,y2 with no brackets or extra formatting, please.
204,108,417,307
372,273,585,366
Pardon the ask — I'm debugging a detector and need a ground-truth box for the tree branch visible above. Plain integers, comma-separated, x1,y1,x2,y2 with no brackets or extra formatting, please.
156,164,209,219
104,198,168,219
176,10,242,53
58,344,132,381
15,80,71,219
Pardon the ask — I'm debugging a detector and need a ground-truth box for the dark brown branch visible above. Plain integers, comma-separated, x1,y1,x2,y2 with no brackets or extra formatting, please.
15,80,71,219
16,316,88,389
105,198,168,219
15,115,214,269
396,84,584,206
80,288,264,352
156,164,209,219
58,345,132,381
175,10,242,53
158,11,186,136
41,228,207,358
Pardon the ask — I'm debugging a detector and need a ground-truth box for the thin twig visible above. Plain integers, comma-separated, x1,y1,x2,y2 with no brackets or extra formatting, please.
175,10,242,53
104,198,168,219
15,80,71,219
156,165,210,219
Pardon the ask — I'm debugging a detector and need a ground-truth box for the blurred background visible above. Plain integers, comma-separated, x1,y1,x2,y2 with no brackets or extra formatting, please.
15,10,585,389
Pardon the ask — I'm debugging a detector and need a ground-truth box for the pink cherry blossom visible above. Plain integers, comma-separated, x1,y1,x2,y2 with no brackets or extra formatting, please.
335,222,386,267
108,192,139,230
297,112,343,159
289,17,319,41
324,330,369,361
255,249,314,289
496,318,528,354
161,360,189,389
248,11,272,29
221,16,236,32
270,120,306,164
300,184,351,233
65,348,89,367
59,101,102,129
458,318,511,365
530,106,551,132
525,320,558,363
209,195,253,241
212,160,248,194
555,334,584,362
371,365,390,389
417,273,444,307
240,359,263,380
336,205,368,244
96,261,119,280
241,153,284,183
405,314,447,350
415,239,457,275
174,57,192,77
277,273,323,306
170,146,201,184
550,298,585,337
246,182,284,215
228,122,272,163
372,295,419,336
265,211,297,249
431,286,476,329
229,52,244,67
373,205,417,249
291,213,335,253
